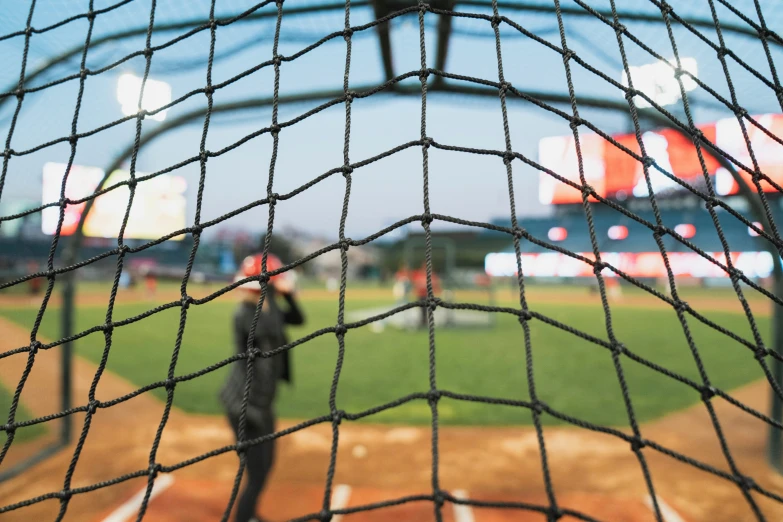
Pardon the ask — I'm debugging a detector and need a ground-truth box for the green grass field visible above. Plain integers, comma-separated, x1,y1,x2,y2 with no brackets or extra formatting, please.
0,287,770,427
0,383,46,444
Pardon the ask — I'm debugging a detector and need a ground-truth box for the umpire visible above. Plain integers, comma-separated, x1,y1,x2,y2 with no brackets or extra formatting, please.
220,253,304,522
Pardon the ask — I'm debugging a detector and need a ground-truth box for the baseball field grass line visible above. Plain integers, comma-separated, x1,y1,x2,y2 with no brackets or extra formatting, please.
0,294,770,427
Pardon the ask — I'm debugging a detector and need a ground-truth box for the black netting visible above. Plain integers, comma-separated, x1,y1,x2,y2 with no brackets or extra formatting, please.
1,0,783,521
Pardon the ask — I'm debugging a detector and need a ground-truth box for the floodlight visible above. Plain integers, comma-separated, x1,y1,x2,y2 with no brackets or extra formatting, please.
621,57,698,108
117,73,172,121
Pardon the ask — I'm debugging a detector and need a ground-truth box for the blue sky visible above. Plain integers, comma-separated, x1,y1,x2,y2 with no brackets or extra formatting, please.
1,0,782,242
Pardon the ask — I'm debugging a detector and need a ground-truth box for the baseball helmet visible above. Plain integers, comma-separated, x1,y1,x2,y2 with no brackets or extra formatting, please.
234,253,285,292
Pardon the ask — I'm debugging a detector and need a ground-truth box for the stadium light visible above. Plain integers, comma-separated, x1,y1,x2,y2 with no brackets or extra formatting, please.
548,226,567,242
621,57,698,109
117,73,171,121
749,222,763,237
674,223,696,239
607,225,628,240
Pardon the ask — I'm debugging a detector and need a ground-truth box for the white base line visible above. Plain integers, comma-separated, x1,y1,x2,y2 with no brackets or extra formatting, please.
331,484,352,522
645,495,686,522
452,489,475,522
101,473,174,522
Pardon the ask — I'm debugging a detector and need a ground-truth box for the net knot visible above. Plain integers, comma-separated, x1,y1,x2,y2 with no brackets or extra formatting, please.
642,156,656,168
630,438,646,452
499,81,512,93
273,54,283,67
592,262,606,275
79,68,89,79
276,0,285,5
68,134,78,145
754,348,769,361
270,124,281,135
164,378,176,391
490,15,502,27
343,28,354,40
87,399,101,414
344,90,356,103
427,389,442,403
734,106,748,118
519,310,532,322
740,475,757,491
103,322,114,334
569,117,584,130
548,507,564,520
209,19,217,30
191,223,203,236
717,46,730,58
512,227,524,239
613,22,626,34
29,340,42,355
659,1,673,14
532,400,544,415
181,295,193,309
611,342,626,356
502,151,514,165
562,49,575,62
673,300,688,312
422,137,433,149
149,463,162,477
332,409,346,425
339,239,351,251
86,10,96,21
13,88,24,100
334,324,348,337
419,68,430,81
341,165,354,176
199,150,209,163
1,423,14,434
247,347,261,361
624,89,637,102
3,148,13,158
433,490,446,507
318,509,332,522
653,225,667,237
421,213,434,225
24,26,33,37
581,184,595,197
700,386,717,401
58,489,72,501
143,47,153,59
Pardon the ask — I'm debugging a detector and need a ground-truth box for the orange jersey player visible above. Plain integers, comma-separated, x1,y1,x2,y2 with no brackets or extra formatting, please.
410,263,441,328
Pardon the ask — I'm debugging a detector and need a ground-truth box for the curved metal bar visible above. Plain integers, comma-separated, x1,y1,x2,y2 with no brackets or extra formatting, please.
2,0,776,114
0,1,367,110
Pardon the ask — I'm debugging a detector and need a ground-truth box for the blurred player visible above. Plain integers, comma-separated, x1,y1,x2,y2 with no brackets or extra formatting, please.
393,262,411,305
26,260,42,295
220,253,305,522
606,276,622,301
411,262,441,329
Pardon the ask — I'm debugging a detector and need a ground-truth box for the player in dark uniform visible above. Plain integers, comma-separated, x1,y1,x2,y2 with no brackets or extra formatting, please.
220,253,304,522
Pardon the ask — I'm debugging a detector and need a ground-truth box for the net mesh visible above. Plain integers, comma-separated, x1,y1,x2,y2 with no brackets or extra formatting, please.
1,0,783,521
